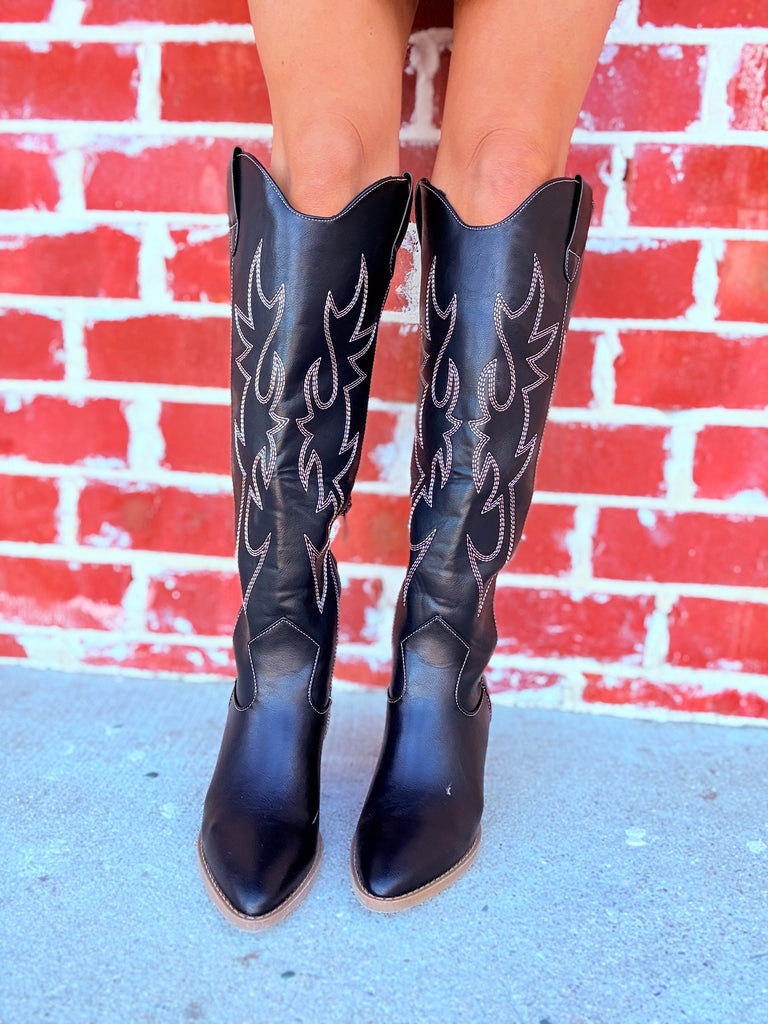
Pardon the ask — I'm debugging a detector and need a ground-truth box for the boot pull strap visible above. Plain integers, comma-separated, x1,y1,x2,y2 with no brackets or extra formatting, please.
564,175,593,283
228,146,243,258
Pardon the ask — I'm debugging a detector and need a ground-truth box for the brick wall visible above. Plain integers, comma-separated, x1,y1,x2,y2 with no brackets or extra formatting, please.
1,0,767,721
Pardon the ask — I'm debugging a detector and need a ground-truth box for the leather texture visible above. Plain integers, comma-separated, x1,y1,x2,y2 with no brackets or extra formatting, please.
353,174,593,902
201,148,413,920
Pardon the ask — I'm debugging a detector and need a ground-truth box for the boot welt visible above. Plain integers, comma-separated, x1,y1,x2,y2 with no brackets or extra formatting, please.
197,831,322,931
350,828,481,913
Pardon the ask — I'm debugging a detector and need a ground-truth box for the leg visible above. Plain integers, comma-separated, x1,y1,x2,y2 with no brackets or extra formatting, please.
352,1,604,910
199,2,417,928
248,0,418,215
432,0,618,224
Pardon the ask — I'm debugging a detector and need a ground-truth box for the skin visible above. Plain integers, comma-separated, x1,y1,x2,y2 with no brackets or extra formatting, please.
247,0,618,223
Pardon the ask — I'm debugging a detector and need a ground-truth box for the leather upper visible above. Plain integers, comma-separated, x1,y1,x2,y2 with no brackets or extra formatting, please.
202,150,413,918
354,175,593,902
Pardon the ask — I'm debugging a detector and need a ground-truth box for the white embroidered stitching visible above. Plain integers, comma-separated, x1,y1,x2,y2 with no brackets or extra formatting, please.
232,240,286,612
410,257,461,514
466,254,558,613
401,528,437,607
304,534,331,614
297,255,371,516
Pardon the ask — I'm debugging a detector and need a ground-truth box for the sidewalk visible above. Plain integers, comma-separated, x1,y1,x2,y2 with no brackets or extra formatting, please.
1,666,766,1024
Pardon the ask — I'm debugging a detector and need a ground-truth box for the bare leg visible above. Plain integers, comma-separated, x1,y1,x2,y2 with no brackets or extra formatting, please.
247,0,418,215
431,0,618,224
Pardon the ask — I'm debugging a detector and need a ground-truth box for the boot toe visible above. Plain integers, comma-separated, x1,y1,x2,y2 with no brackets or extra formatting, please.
352,812,480,904
200,817,319,922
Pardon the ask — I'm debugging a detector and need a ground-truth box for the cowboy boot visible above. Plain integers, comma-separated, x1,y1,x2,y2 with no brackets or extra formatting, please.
351,173,592,909
199,148,412,928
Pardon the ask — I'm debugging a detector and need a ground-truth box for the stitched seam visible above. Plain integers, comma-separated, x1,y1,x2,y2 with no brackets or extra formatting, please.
240,151,408,224
422,178,574,232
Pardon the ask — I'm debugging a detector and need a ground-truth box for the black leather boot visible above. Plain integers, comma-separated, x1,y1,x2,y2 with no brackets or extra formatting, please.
351,174,593,910
199,148,412,928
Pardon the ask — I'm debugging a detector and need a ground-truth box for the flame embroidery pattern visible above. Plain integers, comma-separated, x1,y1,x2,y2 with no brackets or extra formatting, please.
402,257,461,605
233,240,287,611
467,254,559,613
297,255,372,610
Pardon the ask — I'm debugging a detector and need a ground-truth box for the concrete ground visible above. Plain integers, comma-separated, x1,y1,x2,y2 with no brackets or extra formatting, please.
1,666,767,1024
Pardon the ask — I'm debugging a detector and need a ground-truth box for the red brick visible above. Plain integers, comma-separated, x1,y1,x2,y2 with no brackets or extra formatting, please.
536,423,669,497
370,322,421,403
160,403,229,475
594,508,768,587
166,228,230,303
0,229,140,298
0,0,53,18
357,409,402,485
160,43,270,123
0,395,128,466
85,316,228,387
0,634,27,659
147,570,239,636
335,502,573,576
332,493,410,567
639,1,768,28
495,588,652,662
384,238,419,317
716,241,768,323
693,426,768,500
573,241,699,320
0,475,59,543
629,145,768,229
582,674,768,719
579,45,704,132
0,557,131,629
399,143,438,190
1,311,65,380
0,43,138,121
728,44,768,131
551,331,597,408
82,640,235,676
332,652,391,688
338,576,384,645
502,503,575,577
614,331,768,411
485,667,563,697
82,0,249,23
412,0,453,29
564,146,612,228
84,138,269,215
0,137,59,211
401,42,451,128
79,483,232,556
668,597,768,675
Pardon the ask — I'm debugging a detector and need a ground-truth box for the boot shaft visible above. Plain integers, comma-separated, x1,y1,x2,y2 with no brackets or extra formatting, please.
395,176,593,700
228,149,412,701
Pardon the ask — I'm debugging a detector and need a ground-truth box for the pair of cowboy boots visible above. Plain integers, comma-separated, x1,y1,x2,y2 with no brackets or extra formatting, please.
198,147,592,928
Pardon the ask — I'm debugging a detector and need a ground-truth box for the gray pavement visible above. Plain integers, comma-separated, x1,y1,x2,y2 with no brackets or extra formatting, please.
1,666,767,1024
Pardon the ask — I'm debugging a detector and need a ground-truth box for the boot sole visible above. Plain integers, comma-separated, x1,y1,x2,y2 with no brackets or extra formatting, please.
197,831,322,931
349,828,481,913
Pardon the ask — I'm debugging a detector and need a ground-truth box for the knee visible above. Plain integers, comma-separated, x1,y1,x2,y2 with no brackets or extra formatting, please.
270,114,398,216
433,129,566,225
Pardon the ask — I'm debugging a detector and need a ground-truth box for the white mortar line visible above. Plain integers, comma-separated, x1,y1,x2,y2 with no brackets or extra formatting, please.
642,590,675,669
2,458,767,516
135,41,163,125
2,118,768,149
662,422,698,504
